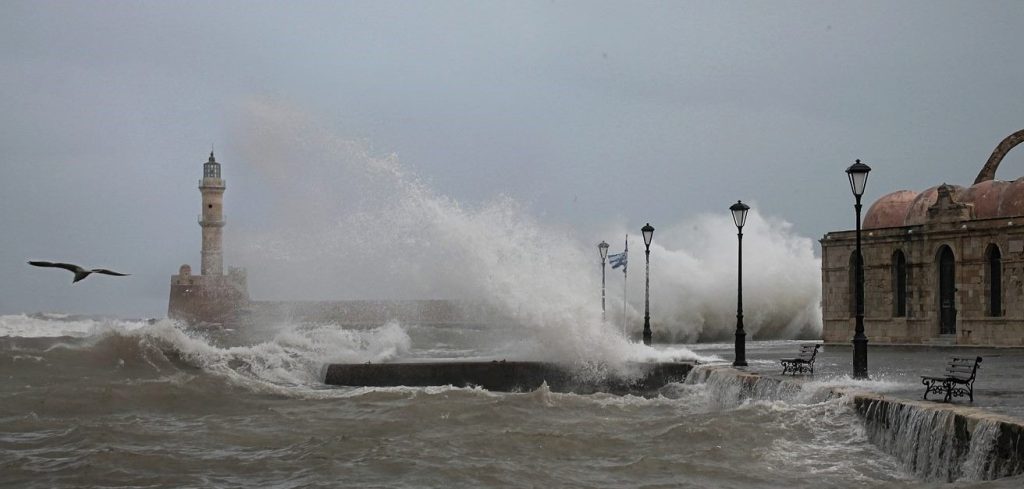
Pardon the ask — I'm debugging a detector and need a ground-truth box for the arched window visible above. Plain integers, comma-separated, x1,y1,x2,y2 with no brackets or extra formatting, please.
937,246,957,335
893,250,907,317
986,244,1002,317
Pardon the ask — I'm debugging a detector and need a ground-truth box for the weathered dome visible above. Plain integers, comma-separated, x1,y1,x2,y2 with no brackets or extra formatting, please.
851,130,1024,227
179,264,192,276
997,177,1024,218
961,179,1009,219
863,190,918,229
903,186,939,226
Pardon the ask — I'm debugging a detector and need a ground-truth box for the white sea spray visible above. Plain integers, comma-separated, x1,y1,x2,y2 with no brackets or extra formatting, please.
226,99,822,366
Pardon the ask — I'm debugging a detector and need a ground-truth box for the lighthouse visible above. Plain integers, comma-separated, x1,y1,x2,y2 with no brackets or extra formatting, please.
168,151,248,322
199,151,225,276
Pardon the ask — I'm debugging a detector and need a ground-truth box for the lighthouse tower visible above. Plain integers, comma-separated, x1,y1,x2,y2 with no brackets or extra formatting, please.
199,151,225,276
168,151,248,322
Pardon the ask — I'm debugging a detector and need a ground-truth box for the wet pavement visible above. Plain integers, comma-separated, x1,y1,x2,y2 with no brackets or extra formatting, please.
687,340,1024,420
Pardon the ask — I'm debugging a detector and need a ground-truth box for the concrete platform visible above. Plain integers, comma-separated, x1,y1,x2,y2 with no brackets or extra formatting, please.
323,361,695,395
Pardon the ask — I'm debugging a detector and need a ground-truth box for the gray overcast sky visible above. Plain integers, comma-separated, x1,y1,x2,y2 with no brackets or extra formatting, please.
2,1,1024,317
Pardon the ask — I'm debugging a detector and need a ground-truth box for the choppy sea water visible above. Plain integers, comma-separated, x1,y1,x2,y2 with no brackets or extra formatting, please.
1,314,1020,488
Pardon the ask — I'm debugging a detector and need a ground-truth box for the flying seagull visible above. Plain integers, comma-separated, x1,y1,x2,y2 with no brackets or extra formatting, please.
28,261,130,283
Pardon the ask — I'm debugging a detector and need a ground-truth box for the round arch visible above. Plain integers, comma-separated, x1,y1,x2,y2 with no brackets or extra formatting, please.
974,129,1024,184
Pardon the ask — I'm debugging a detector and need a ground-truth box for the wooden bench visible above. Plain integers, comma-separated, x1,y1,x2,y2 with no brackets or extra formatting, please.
921,356,982,402
780,344,821,375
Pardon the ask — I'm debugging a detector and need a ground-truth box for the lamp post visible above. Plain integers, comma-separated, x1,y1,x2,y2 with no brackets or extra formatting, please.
846,159,871,379
641,223,654,346
599,241,609,322
730,201,750,367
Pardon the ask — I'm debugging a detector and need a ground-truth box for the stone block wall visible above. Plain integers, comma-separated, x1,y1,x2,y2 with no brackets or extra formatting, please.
821,218,1024,346
168,272,250,323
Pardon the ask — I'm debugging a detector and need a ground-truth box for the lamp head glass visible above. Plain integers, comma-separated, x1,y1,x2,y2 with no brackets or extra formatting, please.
846,159,872,197
729,200,750,229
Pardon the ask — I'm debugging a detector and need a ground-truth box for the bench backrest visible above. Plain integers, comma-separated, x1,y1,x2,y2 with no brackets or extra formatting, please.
945,356,982,380
796,344,821,361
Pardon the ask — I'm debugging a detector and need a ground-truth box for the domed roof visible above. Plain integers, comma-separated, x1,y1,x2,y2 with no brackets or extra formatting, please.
853,130,1024,227
863,190,918,229
997,177,1024,218
903,186,939,226
961,180,1009,219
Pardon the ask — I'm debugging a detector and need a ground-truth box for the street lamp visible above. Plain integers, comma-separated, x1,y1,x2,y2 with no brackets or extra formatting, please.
599,241,610,322
641,223,655,346
846,159,871,379
730,201,750,367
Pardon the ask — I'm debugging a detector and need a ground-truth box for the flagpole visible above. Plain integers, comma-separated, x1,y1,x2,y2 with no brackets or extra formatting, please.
622,234,628,337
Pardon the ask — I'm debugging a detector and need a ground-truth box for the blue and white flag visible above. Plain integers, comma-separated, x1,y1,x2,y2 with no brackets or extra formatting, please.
609,251,627,270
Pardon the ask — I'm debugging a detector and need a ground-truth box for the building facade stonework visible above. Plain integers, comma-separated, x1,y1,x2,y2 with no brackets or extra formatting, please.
821,131,1024,347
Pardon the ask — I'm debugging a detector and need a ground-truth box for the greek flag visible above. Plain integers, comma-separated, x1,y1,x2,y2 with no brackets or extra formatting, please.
609,251,627,270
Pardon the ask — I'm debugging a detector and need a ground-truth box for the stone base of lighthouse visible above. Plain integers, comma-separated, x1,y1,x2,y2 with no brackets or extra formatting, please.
168,265,250,324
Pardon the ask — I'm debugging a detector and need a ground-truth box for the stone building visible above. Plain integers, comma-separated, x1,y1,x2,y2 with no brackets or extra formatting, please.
168,152,249,322
821,130,1024,347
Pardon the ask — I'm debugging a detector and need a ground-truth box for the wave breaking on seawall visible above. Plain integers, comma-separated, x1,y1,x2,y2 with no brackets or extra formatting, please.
687,365,1024,482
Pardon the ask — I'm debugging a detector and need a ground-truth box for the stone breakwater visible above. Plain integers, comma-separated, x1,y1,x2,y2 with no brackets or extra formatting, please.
691,366,1024,482
323,361,695,396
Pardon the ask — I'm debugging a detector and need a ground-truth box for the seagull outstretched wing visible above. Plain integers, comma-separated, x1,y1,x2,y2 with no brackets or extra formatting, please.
28,261,128,283
28,261,85,273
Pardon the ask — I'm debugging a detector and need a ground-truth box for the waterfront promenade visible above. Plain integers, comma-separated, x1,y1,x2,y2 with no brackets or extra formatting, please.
689,340,1024,420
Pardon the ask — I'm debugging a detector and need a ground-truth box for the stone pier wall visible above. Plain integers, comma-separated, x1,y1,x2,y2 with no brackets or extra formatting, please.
695,366,1024,481
849,392,1024,480
323,361,694,396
